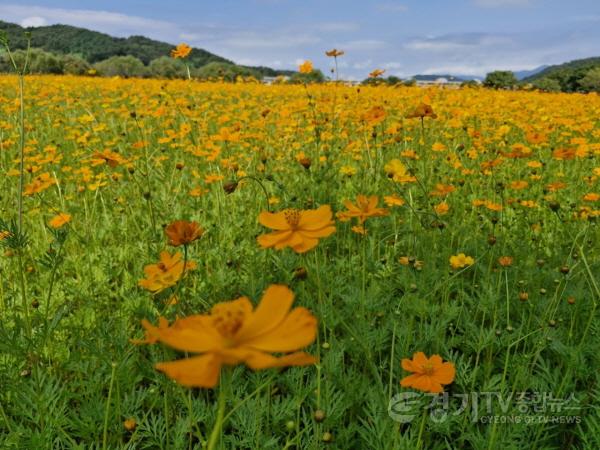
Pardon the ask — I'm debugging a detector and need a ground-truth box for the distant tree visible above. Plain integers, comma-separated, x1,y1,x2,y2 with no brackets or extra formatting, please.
0,48,64,74
579,68,600,92
196,62,259,81
149,56,186,79
61,54,91,75
289,69,326,84
386,76,402,85
484,71,518,89
532,78,561,92
403,78,416,87
93,55,148,78
460,80,480,88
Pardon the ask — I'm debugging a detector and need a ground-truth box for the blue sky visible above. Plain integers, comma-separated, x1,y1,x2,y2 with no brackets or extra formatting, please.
1,0,599,79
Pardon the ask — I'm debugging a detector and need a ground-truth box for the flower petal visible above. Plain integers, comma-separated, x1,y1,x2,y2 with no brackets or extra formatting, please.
257,230,292,248
434,362,456,384
244,307,317,352
220,348,317,370
298,205,334,230
144,315,224,353
156,354,221,388
258,211,290,230
236,285,294,342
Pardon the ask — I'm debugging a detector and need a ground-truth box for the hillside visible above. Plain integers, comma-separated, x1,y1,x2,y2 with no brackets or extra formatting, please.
0,20,291,77
524,57,600,91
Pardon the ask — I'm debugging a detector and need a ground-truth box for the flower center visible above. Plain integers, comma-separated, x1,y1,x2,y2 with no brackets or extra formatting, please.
284,209,301,228
211,302,247,339
422,363,435,376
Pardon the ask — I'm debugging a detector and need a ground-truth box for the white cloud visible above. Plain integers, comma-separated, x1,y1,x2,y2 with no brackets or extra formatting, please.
0,4,176,38
20,16,47,27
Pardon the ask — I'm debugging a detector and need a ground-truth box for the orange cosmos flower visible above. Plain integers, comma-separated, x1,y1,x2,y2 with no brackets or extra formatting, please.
298,60,314,74
139,251,197,293
165,220,204,247
498,256,514,267
369,69,385,78
48,213,71,229
325,49,345,57
257,205,336,253
136,284,317,388
383,194,405,207
434,202,449,215
171,43,192,59
337,195,389,224
449,253,474,269
400,352,455,393
406,103,437,119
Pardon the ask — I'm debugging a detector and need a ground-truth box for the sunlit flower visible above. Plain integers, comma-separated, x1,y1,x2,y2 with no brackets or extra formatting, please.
136,285,317,388
257,205,336,253
337,195,389,224
48,213,71,229
171,43,192,59
383,194,405,207
384,159,416,184
299,60,314,74
400,352,455,394
139,251,197,293
449,253,474,269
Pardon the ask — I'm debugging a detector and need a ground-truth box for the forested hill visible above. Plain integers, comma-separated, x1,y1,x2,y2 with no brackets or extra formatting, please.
523,57,600,92
0,20,291,77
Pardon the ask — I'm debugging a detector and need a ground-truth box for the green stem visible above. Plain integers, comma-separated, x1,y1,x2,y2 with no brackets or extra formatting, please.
208,370,229,450
416,409,427,449
102,362,117,450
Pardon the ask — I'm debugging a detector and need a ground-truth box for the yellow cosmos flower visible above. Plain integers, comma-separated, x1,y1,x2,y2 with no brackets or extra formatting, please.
136,285,317,388
257,205,336,253
48,213,71,229
171,43,192,59
449,253,475,269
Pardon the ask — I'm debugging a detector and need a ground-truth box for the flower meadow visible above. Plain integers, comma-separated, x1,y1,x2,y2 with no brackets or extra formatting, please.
0,67,600,449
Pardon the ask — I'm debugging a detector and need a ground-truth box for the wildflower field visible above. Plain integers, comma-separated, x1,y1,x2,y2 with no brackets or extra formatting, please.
1,74,599,449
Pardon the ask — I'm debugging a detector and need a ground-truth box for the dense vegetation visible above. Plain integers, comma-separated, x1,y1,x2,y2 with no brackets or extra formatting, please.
0,20,293,79
0,72,599,449
524,57,600,92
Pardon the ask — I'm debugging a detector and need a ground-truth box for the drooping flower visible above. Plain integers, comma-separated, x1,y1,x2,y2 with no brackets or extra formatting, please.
369,69,385,78
449,253,474,269
257,205,336,253
136,285,317,388
406,103,437,119
400,352,455,393
171,43,192,59
325,49,345,57
139,251,197,293
298,60,314,74
165,220,204,247
337,195,389,224
48,213,71,229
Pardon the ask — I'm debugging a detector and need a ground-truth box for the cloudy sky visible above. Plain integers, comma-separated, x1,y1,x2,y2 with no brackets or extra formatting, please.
1,0,599,79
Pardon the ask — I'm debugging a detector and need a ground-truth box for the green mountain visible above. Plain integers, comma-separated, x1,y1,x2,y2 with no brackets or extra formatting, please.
524,57,600,92
0,20,291,78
